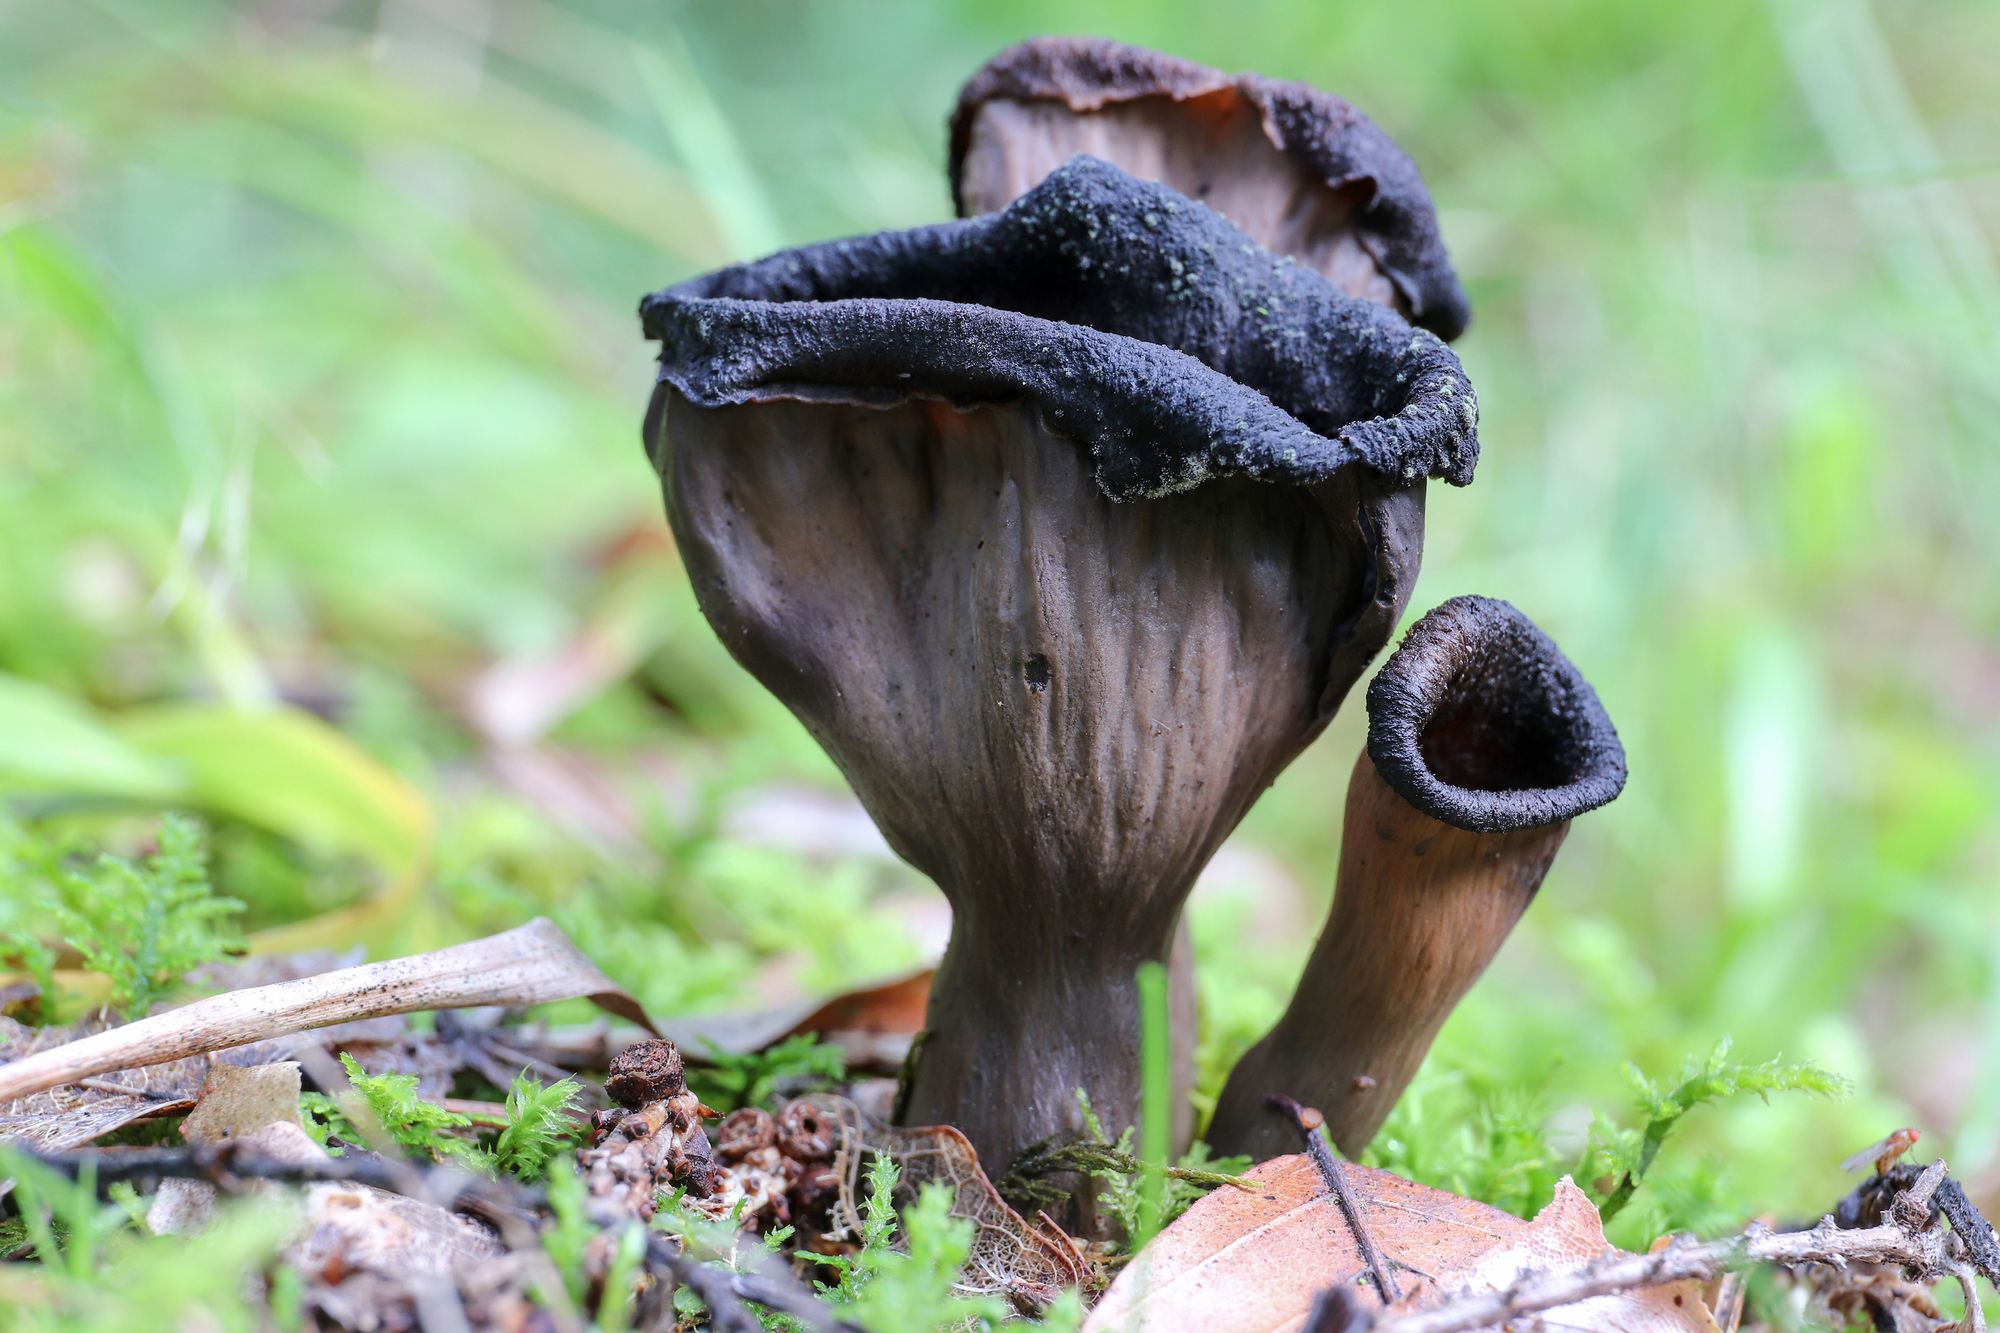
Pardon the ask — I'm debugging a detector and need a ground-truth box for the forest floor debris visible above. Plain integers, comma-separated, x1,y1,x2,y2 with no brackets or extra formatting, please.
2,924,1996,1333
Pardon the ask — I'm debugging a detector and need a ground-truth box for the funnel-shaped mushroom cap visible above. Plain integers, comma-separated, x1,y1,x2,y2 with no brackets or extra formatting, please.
641,158,1476,1178
1366,596,1627,833
647,157,1479,493
951,37,1469,340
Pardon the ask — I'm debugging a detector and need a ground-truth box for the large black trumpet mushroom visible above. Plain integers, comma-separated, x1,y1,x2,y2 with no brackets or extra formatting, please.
1207,597,1627,1162
638,157,1478,1182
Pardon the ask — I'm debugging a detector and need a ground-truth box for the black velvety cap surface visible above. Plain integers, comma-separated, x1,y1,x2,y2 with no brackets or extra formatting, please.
948,36,1471,340
1366,596,1627,832
640,157,1478,501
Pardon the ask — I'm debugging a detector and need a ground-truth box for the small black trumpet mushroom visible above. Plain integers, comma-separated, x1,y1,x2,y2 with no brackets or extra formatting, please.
639,157,1478,1188
1207,597,1627,1162
950,36,1470,340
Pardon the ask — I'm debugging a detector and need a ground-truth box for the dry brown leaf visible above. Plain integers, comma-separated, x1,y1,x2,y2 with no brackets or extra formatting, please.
0,1015,203,1151
0,917,649,1103
788,969,931,1070
1454,1180,1719,1333
657,967,932,1072
289,1180,504,1280
874,1121,1091,1309
179,1063,305,1143
1084,1161,1718,1333
1084,1154,1520,1332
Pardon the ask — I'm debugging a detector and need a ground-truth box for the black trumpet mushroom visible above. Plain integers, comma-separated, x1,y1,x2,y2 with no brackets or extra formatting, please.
1207,596,1627,1161
950,36,1470,340
638,157,1478,1183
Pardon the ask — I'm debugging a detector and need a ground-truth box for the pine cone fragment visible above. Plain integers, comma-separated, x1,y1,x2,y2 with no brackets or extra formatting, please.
578,1040,717,1220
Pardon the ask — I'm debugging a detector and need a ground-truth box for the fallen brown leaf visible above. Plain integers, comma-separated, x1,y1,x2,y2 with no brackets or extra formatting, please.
1084,1154,1519,1332
180,1063,306,1143
1455,1180,1719,1333
658,967,933,1072
1083,1160,1718,1333
790,969,931,1059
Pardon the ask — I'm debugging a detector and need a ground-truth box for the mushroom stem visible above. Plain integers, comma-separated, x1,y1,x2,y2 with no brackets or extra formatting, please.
1211,750,1568,1158
1206,597,1626,1161
905,912,1186,1175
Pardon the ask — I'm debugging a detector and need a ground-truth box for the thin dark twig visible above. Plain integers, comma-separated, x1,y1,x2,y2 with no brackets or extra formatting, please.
1936,1178,2000,1285
636,1225,862,1333
28,1142,542,1224
1305,1280,1375,1333
1268,1093,1402,1305
642,1235,763,1333
730,1269,864,1333
68,1076,183,1103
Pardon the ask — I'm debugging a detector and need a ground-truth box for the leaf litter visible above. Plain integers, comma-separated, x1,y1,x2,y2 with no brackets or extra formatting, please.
4,920,1997,1333
0,1014,204,1151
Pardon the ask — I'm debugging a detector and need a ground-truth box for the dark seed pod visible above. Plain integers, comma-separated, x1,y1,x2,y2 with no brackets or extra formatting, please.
790,1164,844,1223
604,1039,686,1109
776,1100,837,1163
716,1106,777,1162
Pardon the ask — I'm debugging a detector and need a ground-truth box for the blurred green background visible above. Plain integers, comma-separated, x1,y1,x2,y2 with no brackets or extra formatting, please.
3,0,1997,1246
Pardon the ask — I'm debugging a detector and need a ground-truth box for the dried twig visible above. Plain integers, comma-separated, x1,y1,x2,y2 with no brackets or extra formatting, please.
729,1269,864,1333
0,919,651,1103
1937,1178,2000,1285
640,1220,864,1333
1268,1093,1403,1305
68,1076,182,1102
640,1235,772,1333
30,1141,542,1229
1374,1160,1987,1333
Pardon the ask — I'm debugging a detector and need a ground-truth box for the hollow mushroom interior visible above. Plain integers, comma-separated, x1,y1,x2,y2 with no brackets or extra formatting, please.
1417,678,1587,794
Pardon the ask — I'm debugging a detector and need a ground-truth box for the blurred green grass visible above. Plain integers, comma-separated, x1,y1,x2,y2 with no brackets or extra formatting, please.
2,0,1997,1239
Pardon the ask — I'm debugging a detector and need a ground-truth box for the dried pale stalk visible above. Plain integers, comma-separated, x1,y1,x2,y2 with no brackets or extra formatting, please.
0,918,649,1103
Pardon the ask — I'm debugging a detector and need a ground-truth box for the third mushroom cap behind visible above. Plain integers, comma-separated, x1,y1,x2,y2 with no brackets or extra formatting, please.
950,35,1471,339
